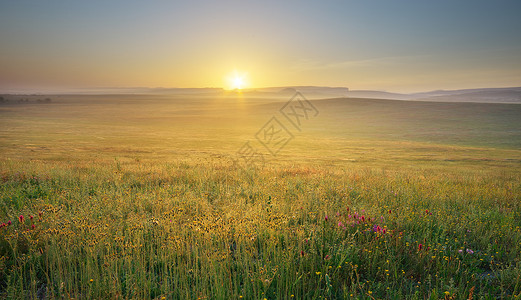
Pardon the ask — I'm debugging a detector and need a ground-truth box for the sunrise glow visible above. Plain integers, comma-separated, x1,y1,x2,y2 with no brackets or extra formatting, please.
226,71,249,90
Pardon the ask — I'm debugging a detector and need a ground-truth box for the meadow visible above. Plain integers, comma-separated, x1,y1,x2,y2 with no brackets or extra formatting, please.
0,93,520,299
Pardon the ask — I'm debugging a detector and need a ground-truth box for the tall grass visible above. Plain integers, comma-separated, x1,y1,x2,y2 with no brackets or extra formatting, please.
1,157,520,299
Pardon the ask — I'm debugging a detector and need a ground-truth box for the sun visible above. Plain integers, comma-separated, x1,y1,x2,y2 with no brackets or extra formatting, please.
226,71,249,90
232,76,245,90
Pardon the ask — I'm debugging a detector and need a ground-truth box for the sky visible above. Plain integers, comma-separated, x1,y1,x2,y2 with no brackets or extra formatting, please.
1,0,521,93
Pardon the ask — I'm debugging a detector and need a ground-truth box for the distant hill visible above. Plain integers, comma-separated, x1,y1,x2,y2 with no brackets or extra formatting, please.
345,90,414,100
3,86,520,103
411,87,521,103
345,87,521,103
236,86,521,103
245,86,350,98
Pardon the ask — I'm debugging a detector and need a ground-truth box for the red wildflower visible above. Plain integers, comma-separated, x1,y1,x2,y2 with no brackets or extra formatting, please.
31,224,35,230
418,244,423,251
19,215,24,223
300,251,305,257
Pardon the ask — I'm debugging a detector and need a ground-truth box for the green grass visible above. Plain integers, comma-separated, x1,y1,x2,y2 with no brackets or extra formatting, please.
0,94,520,299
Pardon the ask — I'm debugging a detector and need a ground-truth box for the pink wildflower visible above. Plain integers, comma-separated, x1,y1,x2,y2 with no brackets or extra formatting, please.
338,221,345,229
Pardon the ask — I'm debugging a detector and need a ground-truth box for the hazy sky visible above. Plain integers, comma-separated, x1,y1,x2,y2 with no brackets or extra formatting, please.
1,1,520,93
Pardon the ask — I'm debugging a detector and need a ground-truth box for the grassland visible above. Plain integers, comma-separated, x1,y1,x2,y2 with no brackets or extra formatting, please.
1,94,520,299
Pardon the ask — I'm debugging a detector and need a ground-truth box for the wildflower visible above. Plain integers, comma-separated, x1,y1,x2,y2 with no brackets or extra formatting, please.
338,221,344,228
324,255,330,260
360,215,365,222
418,244,423,251
346,207,350,212
315,272,321,275
19,215,24,223
466,249,474,254
388,209,392,214
458,249,463,253
325,215,329,221
31,224,35,230
29,215,33,220
336,212,340,217
7,221,11,226
300,251,305,257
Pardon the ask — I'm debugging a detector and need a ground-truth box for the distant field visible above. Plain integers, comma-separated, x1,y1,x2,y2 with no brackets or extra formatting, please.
1,94,520,298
